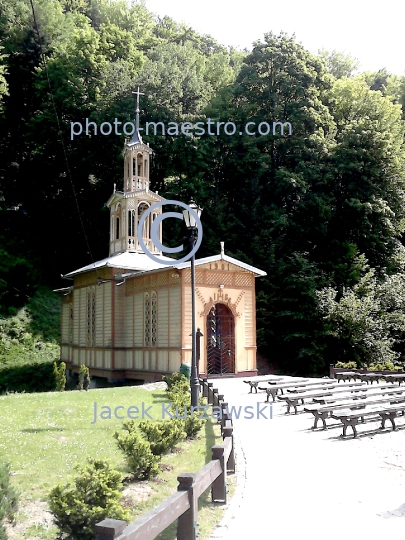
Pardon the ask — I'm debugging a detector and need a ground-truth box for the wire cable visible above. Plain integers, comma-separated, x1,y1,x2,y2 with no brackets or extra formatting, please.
28,0,96,267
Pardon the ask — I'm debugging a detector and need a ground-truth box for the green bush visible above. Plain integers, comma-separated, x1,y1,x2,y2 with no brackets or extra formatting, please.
0,361,56,393
0,461,18,540
48,458,130,540
166,377,207,439
114,423,160,480
167,386,190,407
53,361,66,391
335,361,357,369
138,419,186,456
77,364,91,391
368,361,397,371
162,372,189,391
182,413,206,439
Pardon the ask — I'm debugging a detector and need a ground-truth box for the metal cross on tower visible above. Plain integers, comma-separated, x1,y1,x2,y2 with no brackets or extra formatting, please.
132,86,144,135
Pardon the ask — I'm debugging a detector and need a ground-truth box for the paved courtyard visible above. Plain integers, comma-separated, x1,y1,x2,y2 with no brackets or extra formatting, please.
209,376,405,540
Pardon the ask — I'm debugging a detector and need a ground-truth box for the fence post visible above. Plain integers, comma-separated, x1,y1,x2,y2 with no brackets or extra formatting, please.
202,378,208,398
95,519,127,540
223,421,235,473
220,402,229,430
213,388,219,406
330,364,335,379
218,394,224,403
207,383,214,404
177,473,199,540
211,446,227,503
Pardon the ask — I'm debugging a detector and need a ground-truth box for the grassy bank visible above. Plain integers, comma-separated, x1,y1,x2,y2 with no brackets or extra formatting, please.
0,385,233,540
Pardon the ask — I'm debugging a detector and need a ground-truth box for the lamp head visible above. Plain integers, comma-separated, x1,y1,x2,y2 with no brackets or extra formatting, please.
182,199,203,229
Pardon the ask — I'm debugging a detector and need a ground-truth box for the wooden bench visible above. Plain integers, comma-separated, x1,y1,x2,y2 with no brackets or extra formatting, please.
331,402,405,438
381,373,405,385
243,376,287,394
304,389,405,429
277,382,366,414
336,372,405,385
311,383,402,404
258,379,336,403
336,372,359,383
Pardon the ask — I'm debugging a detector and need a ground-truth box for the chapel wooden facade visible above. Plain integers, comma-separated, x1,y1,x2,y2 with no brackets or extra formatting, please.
58,111,266,381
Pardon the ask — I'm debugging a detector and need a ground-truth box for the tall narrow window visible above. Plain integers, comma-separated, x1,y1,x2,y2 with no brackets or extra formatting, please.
87,287,96,346
116,217,120,240
151,292,157,347
144,292,150,347
137,154,143,176
128,210,135,236
69,305,73,344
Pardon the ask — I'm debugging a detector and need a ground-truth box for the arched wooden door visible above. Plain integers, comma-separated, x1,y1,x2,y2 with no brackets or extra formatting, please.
206,304,235,375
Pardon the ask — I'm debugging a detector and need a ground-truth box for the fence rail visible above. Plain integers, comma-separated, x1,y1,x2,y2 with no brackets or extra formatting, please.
95,377,234,540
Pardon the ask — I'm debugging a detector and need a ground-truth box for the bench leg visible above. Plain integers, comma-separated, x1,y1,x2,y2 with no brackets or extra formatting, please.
285,399,300,415
380,411,397,430
312,411,329,430
340,418,359,438
266,388,278,403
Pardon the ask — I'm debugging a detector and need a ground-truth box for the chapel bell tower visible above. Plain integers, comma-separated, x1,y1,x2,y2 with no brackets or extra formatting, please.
106,88,165,256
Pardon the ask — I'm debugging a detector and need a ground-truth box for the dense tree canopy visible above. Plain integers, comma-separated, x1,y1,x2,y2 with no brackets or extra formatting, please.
1,1,405,373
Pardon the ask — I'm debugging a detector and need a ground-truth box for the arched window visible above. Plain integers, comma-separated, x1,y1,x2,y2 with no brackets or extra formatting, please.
87,286,96,346
144,292,150,347
128,210,135,237
137,153,143,176
138,202,150,239
151,292,157,347
144,159,148,177
69,305,73,344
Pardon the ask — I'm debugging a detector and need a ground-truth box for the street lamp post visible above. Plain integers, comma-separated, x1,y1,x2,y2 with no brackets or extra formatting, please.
183,200,203,408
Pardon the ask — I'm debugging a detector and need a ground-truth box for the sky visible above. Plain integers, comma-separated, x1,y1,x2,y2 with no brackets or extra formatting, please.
144,0,405,75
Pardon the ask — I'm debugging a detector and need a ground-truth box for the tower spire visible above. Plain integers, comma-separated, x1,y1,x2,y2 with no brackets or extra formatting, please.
131,86,144,142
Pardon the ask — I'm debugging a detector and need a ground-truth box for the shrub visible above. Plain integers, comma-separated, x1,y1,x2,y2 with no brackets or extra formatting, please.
168,394,207,439
53,361,66,391
0,461,18,540
167,386,190,407
162,372,189,391
48,458,130,540
335,361,357,369
368,361,397,371
0,361,56,393
166,380,207,439
182,413,206,439
138,419,186,455
77,365,91,391
114,423,160,480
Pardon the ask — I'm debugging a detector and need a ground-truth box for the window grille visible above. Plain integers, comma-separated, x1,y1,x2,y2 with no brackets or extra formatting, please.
144,292,150,347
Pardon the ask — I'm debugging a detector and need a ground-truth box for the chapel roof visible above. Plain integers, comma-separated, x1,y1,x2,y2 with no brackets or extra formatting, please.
62,251,266,279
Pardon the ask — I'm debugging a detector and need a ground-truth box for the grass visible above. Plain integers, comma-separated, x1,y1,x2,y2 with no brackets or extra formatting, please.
0,386,235,540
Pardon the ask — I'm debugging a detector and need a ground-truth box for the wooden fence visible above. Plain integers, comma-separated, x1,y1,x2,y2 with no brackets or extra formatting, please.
329,364,405,378
95,378,235,540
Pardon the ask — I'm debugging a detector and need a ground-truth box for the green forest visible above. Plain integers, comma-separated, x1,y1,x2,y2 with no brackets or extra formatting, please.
2,0,405,375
